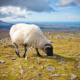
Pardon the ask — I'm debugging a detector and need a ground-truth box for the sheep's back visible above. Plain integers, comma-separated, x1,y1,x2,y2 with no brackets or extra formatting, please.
10,23,43,46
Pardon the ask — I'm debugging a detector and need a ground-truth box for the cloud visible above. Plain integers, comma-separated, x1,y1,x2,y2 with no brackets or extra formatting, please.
0,0,54,12
68,16,76,20
0,6,30,18
59,6,71,10
56,0,80,6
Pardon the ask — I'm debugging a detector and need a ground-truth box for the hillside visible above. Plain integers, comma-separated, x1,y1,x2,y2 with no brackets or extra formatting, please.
0,33,80,80
0,29,9,40
0,20,13,30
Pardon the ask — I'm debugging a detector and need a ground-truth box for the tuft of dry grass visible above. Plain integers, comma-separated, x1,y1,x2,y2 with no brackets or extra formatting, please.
0,33,80,80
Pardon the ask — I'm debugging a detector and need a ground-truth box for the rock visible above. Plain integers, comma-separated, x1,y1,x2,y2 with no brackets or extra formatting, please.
58,61,64,64
33,58,35,60
51,73,59,77
19,65,23,70
76,54,80,56
37,58,39,60
76,58,78,61
12,69,16,72
36,74,41,78
2,74,7,77
70,74,78,80
16,74,18,76
24,75,27,78
11,58,16,60
52,56,57,59
34,71,40,73
14,62,19,65
37,61,41,65
42,59,50,61
46,66,55,72
6,56,11,58
68,54,71,56
20,70,25,74
5,72,9,74
0,60,5,63
31,79,34,80
61,74,68,76
41,66,44,69
7,45,15,48
29,66,35,69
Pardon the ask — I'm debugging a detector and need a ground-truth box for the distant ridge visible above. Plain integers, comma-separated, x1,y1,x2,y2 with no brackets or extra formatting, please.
0,20,13,30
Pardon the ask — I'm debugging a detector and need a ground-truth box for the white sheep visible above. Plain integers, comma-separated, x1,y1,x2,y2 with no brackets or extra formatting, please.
10,23,53,58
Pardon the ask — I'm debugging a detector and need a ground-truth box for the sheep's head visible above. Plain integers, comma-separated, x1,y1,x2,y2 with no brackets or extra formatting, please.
44,44,53,56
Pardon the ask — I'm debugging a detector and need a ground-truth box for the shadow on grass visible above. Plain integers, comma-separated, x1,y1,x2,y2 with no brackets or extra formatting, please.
31,53,78,63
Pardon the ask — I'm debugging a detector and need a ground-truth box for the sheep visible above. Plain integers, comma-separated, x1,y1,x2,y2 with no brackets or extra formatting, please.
9,23,53,58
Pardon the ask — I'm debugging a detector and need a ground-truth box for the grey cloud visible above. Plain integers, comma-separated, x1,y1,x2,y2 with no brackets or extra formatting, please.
0,6,30,18
56,0,80,6
0,0,54,12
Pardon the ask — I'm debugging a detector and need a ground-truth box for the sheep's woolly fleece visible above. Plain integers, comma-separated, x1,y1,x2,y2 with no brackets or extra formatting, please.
10,23,51,49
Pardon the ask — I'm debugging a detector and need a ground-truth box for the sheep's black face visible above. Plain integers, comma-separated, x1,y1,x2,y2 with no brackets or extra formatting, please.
44,44,53,56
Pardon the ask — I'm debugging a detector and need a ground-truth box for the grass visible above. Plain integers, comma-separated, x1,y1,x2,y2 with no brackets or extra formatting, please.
0,33,80,80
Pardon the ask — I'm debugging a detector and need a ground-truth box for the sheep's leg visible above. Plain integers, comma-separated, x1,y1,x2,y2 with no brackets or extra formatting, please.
23,45,27,58
15,45,20,58
36,48,42,57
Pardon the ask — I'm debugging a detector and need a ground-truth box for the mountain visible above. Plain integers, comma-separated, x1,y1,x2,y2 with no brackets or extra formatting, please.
0,20,13,30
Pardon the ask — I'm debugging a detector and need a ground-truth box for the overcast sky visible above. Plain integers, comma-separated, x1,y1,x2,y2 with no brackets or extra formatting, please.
0,0,80,22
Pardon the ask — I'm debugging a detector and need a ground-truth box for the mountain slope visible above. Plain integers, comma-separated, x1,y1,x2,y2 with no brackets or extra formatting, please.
0,20,13,30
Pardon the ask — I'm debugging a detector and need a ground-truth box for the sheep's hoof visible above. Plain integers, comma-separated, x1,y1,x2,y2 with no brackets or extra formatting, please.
38,54,42,57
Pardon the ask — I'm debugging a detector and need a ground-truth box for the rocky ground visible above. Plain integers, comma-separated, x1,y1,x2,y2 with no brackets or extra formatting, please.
0,33,80,80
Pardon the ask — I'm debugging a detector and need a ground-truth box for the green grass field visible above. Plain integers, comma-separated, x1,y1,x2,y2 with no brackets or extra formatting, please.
0,33,80,80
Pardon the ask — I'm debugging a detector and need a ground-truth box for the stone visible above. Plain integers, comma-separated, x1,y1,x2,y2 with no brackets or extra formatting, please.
70,74,78,80
24,75,27,78
76,54,80,56
7,45,15,48
34,71,40,73
20,70,25,74
5,72,9,74
42,59,50,61
58,61,64,64
6,56,11,58
52,56,57,59
41,66,44,69
19,65,23,70
2,74,7,77
14,62,19,65
76,58,78,61
29,66,35,69
0,60,5,63
31,79,34,80
12,69,16,72
33,58,35,60
51,73,59,77
46,66,55,72
77,66,80,68
36,74,41,78
11,58,16,60
16,74,18,76
61,74,68,76
37,61,41,65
